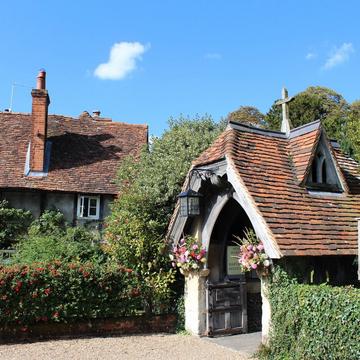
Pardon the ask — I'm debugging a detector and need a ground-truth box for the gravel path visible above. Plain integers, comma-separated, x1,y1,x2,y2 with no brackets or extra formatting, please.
0,334,253,360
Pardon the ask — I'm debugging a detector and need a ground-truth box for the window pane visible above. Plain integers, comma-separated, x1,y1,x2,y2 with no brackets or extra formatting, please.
179,197,188,217
83,197,89,217
79,197,84,217
188,197,200,215
90,198,97,208
89,207,97,216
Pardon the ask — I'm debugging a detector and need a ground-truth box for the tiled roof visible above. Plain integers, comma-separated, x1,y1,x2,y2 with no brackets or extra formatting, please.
0,112,148,194
192,121,360,257
289,123,321,184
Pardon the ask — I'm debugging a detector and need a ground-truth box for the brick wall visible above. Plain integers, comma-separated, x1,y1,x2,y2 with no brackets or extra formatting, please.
30,89,49,172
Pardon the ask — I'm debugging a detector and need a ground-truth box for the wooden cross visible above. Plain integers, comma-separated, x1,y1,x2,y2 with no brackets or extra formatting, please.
275,87,294,136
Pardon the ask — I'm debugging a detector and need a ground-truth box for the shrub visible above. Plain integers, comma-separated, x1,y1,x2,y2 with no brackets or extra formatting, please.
13,211,106,265
262,267,360,360
0,200,33,249
0,261,141,326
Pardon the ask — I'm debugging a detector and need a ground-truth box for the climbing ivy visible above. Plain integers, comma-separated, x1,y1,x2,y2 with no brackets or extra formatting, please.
260,267,360,360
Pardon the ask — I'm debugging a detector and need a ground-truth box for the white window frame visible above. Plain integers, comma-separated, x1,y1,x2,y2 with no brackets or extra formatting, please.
77,195,100,220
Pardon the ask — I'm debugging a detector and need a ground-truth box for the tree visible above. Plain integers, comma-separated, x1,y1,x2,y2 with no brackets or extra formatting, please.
227,106,265,127
104,115,224,313
265,86,349,141
344,100,360,160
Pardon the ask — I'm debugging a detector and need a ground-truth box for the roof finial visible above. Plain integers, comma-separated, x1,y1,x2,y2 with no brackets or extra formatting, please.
276,87,294,137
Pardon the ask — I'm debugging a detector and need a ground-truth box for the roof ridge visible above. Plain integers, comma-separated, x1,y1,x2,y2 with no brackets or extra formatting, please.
289,119,321,138
0,112,147,128
228,121,286,139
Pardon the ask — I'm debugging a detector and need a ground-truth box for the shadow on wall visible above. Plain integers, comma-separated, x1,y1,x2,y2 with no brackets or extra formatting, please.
49,132,122,170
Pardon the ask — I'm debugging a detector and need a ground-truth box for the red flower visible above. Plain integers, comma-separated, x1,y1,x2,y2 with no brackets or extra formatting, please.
51,269,59,277
13,281,23,293
52,311,59,319
44,288,51,296
131,289,140,297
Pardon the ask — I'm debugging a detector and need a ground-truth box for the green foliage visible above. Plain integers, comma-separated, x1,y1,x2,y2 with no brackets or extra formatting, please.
28,210,66,237
261,267,360,360
0,261,141,326
343,100,360,160
105,115,223,314
175,295,185,332
265,86,349,141
0,200,33,249
13,211,105,265
227,106,265,127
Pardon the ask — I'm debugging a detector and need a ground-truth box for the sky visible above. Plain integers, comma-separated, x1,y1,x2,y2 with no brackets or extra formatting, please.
0,0,359,136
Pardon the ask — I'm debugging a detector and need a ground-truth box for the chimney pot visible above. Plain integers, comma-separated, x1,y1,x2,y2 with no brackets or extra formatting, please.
92,110,101,117
36,69,46,90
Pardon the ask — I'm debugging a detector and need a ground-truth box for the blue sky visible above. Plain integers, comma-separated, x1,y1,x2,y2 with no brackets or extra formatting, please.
0,1,359,136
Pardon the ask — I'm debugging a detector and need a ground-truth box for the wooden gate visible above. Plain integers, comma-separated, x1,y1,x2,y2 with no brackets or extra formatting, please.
205,280,247,336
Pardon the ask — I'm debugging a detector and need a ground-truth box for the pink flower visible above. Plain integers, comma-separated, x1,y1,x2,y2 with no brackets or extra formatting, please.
257,244,264,251
192,244,198,250
251,263,258,270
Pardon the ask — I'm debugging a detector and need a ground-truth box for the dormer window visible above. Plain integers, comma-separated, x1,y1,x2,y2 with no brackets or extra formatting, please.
306,135,343,193
311,151,328,184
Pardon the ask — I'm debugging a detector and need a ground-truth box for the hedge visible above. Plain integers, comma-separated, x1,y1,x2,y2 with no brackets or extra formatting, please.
263,268,360,360
0,261,142,328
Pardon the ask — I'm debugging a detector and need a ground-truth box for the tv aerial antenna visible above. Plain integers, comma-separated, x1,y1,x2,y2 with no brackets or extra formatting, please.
7,82,31,112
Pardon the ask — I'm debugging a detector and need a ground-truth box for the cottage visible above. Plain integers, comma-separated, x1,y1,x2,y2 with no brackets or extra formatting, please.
168,89,360,341
0,71,148,228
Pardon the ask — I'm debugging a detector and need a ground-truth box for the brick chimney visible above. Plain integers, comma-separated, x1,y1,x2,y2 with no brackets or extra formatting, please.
31,70,50,172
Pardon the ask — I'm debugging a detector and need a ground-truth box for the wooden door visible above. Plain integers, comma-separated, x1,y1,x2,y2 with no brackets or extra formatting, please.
206,280,247,336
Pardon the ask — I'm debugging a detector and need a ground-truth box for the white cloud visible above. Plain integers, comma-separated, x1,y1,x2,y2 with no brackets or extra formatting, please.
323,42,354,70
305,52,316,60
94,42,149,80
204,52,222,60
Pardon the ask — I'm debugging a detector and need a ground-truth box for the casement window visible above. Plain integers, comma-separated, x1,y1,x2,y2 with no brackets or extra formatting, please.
77,195,100,219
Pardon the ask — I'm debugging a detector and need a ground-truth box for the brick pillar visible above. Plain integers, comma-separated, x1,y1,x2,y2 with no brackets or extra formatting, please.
30,70,50,172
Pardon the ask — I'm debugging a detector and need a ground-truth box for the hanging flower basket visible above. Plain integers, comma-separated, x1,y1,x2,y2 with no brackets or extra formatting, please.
236,230,271,276
170,236,207,275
